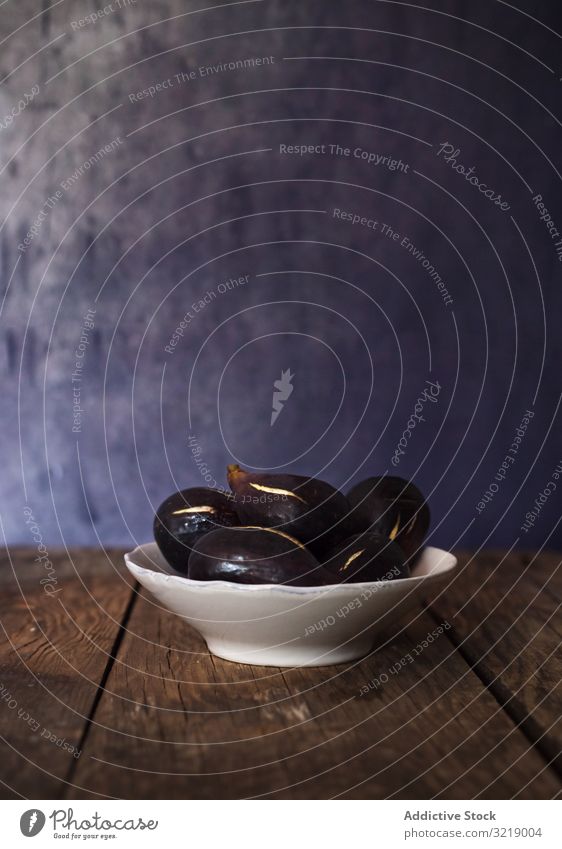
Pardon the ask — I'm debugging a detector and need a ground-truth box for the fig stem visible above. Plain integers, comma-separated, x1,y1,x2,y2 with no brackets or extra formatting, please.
227,463,243,489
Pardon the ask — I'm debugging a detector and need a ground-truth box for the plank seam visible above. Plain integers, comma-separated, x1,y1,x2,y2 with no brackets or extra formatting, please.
59,582,140,798
426,605,562,782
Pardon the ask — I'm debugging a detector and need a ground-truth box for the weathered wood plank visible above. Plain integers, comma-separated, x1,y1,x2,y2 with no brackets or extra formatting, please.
430,550,562,782
69,579,561,799
0,548,134,798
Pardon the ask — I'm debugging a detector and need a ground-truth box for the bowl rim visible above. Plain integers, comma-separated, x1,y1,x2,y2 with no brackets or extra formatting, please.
124,542,458,595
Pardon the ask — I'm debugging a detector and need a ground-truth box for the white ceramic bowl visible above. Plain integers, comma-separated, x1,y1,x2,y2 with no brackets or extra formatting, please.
125,543,457,667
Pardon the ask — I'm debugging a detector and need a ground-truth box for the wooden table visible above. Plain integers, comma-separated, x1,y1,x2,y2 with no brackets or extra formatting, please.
1,547,560,799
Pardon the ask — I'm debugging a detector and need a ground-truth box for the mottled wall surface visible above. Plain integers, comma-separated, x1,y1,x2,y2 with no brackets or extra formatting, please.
1,0,561,552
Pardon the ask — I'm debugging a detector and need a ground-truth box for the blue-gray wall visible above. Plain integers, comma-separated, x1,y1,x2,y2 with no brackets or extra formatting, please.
1,0,561,553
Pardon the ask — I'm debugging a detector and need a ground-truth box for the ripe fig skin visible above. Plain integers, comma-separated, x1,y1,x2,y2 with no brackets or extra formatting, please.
227,464,352,559
347,476,430,561
323,532,409,583
188,526,333,586
154,487,239,575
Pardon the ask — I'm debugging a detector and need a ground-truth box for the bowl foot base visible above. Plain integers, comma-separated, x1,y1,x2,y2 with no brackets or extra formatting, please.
206,639,374,668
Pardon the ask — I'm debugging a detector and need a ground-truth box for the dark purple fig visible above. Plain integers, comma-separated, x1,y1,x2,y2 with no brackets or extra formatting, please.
323,532,409,583
188,526,332,585
154,487,238,575
347,476,430,561
227,464,351,558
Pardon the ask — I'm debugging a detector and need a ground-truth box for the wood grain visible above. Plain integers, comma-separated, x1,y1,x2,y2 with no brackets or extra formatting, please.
430,549,562,783
68,575,561,799
2,548,560,799
0,547,134,798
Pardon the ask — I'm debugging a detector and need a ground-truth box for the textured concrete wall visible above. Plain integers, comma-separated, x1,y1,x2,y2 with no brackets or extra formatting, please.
1,0,561,552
